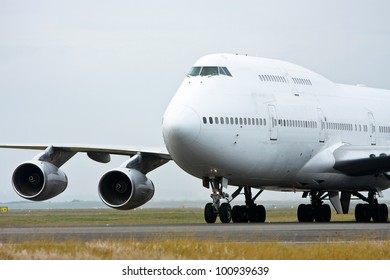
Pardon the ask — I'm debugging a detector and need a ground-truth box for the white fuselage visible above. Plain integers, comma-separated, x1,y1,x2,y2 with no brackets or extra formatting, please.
162,54,390,193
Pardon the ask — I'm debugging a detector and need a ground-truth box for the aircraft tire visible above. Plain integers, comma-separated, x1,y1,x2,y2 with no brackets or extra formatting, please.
314,204,331,222
232,205,248,223
231,205,241,223
298,204,314,222
249,205,266,223
355,204,371,222
204,203,217,223
297,204,306,222
372,204,388,223
219,203,232,223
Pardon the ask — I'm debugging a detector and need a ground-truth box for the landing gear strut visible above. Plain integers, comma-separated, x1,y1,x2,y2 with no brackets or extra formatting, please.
203,177,231,224
297,191,331,222
203,177,266,224
353,191,388,223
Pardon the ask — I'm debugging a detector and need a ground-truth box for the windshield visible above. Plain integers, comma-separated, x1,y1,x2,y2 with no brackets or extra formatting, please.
188,66,232,77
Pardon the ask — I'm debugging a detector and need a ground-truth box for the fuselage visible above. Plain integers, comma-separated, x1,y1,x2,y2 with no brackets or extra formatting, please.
162,54,390,193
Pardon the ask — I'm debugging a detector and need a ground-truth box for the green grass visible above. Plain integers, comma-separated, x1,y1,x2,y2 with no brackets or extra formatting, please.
0,207,357,227
0,208,205,226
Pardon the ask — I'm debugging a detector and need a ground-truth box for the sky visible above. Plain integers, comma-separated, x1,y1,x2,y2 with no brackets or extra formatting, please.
1,0,390,204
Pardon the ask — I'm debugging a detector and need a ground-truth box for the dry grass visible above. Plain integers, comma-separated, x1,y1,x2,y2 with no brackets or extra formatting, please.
1,239,390,260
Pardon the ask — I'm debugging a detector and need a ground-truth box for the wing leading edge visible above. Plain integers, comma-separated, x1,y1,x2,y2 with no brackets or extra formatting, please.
0,144,171,173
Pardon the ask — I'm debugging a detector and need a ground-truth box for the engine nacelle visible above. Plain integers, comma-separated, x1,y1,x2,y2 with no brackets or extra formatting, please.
12,160,68,201
98,168,154,210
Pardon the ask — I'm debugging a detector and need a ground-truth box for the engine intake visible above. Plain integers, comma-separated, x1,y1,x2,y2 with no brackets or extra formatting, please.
12,160,68,201
98,168,154,210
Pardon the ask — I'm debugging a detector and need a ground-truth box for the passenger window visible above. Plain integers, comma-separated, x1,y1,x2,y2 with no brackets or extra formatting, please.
220,117,224,124
209,117,213,124
203,117,207,124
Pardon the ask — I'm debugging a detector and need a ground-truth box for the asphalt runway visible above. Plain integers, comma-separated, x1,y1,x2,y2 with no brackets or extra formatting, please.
1,223,390,243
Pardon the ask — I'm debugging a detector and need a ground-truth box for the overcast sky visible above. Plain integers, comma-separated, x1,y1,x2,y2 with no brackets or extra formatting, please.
1,0,390,204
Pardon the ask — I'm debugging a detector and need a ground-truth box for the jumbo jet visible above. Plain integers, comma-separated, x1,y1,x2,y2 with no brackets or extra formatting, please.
1,53,389,224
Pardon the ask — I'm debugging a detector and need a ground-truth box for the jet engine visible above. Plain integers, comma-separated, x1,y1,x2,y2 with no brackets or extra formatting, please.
98,168,154,210
12,160,68,201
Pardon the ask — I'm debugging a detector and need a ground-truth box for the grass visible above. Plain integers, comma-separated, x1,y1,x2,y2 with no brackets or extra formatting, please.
0,207,386,259
0,208,205,226
1,239,390,260
0,207,357,227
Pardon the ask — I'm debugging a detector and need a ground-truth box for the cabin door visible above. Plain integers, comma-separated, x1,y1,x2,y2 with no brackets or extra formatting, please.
368,112,376,145
317,108,326,143
267,104,278,141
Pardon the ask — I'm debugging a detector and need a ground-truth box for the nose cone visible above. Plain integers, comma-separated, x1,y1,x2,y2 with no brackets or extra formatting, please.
162,105,201,154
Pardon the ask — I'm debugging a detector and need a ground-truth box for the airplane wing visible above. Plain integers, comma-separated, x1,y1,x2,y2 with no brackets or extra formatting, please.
0,144,171,173
0,144,170,157
333,145,390,176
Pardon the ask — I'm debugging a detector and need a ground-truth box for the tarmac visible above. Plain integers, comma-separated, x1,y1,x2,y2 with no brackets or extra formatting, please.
1,222,389,243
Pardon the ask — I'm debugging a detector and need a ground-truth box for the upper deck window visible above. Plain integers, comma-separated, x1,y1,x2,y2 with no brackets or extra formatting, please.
188,66,232,77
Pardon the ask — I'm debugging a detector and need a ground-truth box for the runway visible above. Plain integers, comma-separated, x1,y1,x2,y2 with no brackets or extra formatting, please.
1,223,389,243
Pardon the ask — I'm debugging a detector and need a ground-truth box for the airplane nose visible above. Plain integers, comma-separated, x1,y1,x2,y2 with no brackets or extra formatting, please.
162,105,201,150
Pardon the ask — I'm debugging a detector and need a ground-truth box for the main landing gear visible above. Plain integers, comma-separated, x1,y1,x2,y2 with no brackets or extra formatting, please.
353,191,388,223
297,191,332,222
298,190,388,223
203,178,266,224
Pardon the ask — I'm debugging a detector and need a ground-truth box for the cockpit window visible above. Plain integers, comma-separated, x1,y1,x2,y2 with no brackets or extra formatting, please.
188,66,201,76
201,67,219,76
187,66,232,77
221,67,232,76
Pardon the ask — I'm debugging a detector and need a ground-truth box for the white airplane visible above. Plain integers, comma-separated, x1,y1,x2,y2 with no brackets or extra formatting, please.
1,53,389,224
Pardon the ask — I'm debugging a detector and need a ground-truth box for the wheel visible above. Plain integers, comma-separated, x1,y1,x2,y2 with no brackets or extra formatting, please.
379,204,389,222
231,205,248,223
232,205,241,223
373,204,388,223
297,204,306,222
204,203,217,223
297,204,314,222
314,204,331,222
321,204,331,222
249,205,266,223
355,204,371,222
239,205,249,223
355,203,363,222
219,203,232,223
363,204,372,222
